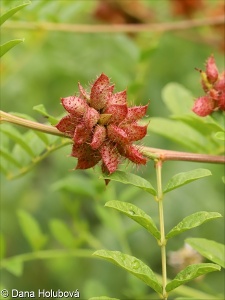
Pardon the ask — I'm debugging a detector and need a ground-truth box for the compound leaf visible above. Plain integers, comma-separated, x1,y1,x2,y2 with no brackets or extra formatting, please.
0,118,70,180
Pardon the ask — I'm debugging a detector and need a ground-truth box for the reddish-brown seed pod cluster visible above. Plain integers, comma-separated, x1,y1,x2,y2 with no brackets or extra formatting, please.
55,74,148,174
192,55,225,117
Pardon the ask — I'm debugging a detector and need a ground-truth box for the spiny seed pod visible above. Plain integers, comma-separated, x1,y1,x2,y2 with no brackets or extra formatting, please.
193,55,225,117
192,96,214,117
56,73,149,175
205,55,219,84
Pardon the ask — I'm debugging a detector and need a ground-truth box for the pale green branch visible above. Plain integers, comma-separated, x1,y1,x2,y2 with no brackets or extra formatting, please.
3,15,224,33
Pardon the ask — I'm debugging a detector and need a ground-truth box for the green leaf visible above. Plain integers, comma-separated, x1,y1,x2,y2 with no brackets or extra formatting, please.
173,114,224,136
0,2,30,26
149,118,207,153
105,200,160,240
0,146,23,168
163,169,212,194
159,83,223,154
0,121,70,180
33,104,59,125
89,297,120,300
162,83,194,115
0,257,24,277
0,124,35,157
100,171,156,196
166,212,222,239
93,250,162,294
51,176,96,197
0,39,24,57
215,131,225,141
10,112,50,145
166,263,220,292
0,2,30,57
186,238,225,268
49,219,75,248
17,210,48,251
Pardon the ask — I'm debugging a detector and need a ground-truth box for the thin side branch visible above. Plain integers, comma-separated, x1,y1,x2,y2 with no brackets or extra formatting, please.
140,146,225,164
0,111,65,138
3,15,224,33
1,111,224,164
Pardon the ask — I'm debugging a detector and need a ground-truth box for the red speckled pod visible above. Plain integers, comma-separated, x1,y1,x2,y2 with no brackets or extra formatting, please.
193,56,225,117
55,73,149,175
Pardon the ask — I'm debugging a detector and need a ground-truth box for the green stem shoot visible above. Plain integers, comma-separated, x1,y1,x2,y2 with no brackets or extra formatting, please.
155,160,168,300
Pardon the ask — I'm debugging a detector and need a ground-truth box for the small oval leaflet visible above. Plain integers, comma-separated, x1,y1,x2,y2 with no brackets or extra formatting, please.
166,263,221,292
166,211,222,240
163,169,212,194
93,249,162,294
186,238,225,268
100,171,156,196
105,200,160,240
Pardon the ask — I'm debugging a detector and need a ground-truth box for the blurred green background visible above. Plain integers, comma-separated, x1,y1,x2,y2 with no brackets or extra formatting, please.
0,0,224,299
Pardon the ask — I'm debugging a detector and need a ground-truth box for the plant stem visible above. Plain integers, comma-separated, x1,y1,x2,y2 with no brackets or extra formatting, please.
155,160,168,300
1,110,224,164
3,15,224,33
0,111,65,137
140,146,225,164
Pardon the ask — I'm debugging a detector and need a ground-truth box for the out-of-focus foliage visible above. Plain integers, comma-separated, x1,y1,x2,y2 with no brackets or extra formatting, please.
0,1,30,57
1,1,224,299
186,238,225,268
0,118,70,179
